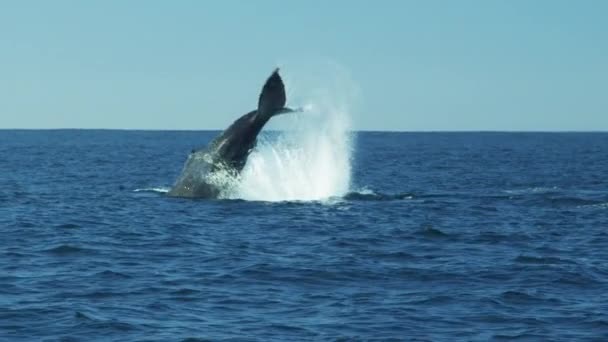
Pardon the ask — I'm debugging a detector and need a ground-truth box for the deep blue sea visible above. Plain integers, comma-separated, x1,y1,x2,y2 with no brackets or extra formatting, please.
1,130,607,341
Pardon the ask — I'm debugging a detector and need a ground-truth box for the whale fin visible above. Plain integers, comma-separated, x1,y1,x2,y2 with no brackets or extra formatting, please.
257,68,287,118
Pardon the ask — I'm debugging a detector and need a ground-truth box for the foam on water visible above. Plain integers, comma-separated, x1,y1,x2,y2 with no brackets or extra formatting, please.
134,187,170,193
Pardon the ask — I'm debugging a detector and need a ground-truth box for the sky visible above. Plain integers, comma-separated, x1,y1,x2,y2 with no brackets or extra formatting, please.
1,0,607,131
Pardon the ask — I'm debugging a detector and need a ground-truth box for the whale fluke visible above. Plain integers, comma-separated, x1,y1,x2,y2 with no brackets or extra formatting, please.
167,68,296,198
258,68,287,118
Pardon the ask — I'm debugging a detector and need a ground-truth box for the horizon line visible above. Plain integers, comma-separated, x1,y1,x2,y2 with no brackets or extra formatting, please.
1,128,607,133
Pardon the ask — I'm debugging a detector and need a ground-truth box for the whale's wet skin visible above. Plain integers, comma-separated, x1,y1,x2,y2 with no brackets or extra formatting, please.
168,69,298,198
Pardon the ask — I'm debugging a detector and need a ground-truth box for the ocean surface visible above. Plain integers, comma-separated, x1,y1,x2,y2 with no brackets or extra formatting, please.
1,130,607,341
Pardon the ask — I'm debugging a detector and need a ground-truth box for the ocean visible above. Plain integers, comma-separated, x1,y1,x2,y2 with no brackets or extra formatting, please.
1,129,607,341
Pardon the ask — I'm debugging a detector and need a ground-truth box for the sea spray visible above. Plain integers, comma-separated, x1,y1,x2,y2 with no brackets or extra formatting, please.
225,69,357,202
230,105,352,201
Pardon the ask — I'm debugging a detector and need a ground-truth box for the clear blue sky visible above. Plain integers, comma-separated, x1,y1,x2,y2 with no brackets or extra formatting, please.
1,1,606,131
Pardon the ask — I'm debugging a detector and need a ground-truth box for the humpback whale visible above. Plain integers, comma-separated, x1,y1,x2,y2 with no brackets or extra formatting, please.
168,69,296,198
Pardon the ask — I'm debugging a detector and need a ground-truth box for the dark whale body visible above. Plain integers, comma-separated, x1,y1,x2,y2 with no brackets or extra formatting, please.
168,69,294,198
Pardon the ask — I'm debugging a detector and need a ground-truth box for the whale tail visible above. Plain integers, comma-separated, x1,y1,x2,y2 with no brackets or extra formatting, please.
257,68,290,119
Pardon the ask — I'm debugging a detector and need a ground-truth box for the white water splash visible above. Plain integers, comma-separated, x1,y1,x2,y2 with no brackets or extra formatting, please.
227,69,357,202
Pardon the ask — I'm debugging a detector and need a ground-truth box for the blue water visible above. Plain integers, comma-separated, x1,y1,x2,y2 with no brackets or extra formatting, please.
1,130,607,341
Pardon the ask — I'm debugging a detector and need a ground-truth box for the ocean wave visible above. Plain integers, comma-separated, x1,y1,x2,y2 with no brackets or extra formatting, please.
503,187,561,195
43,244,96,256
133,187,170,193
343,189,414,201
579,202,608,210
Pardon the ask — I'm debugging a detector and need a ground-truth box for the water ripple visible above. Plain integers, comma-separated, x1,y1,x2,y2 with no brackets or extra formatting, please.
2,131,607,341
